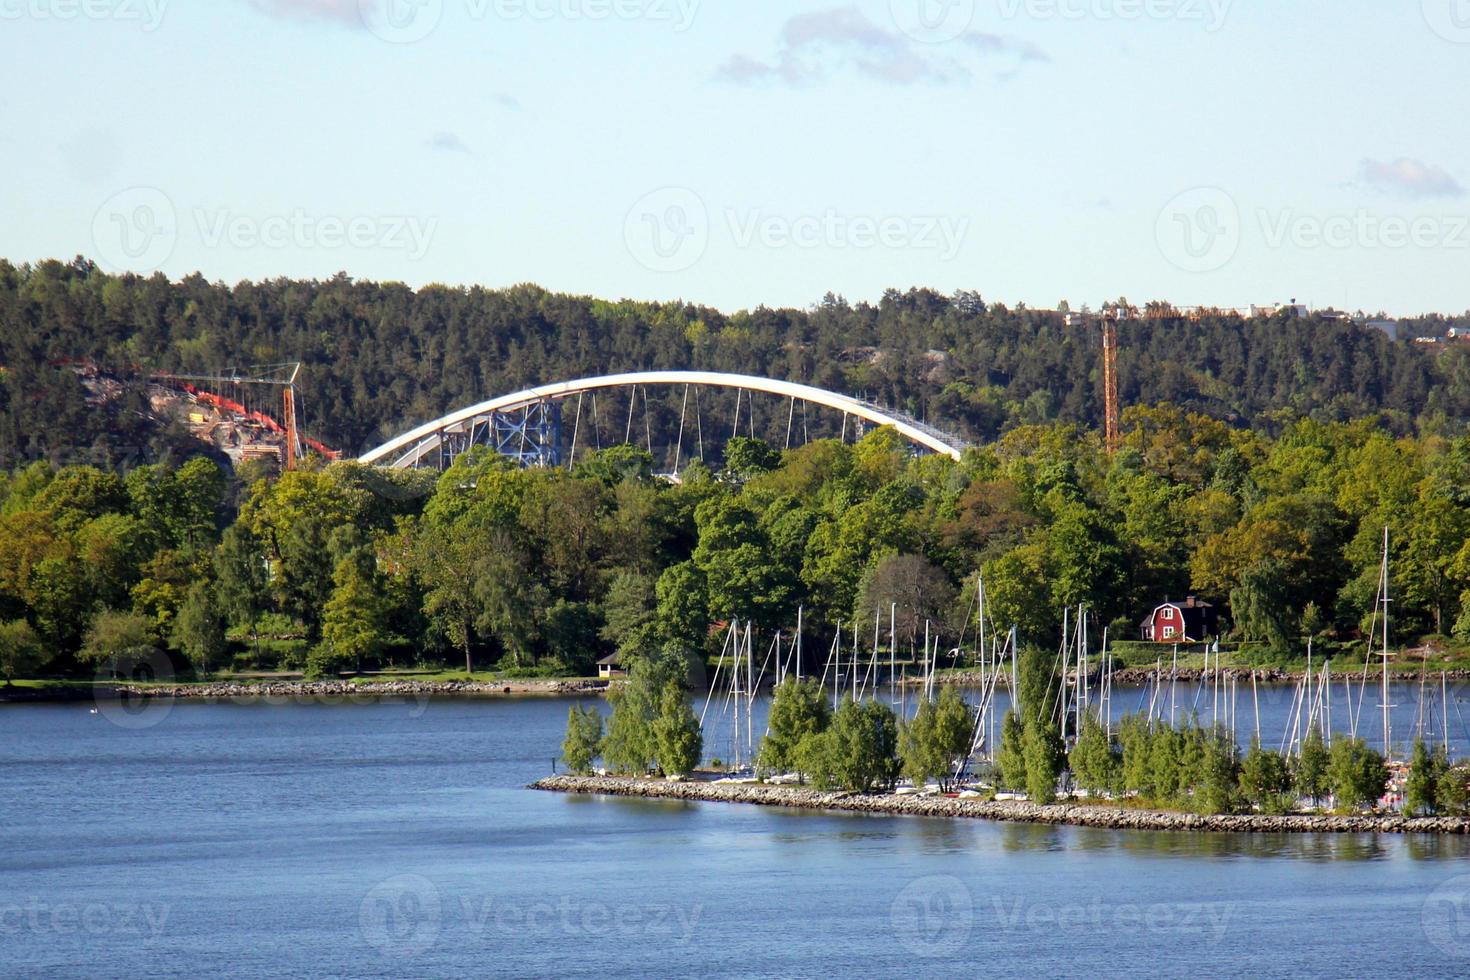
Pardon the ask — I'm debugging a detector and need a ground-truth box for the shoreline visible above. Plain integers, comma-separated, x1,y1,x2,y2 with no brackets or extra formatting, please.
6,664,1469,705
531,774,1470,836
933,666,1470,687
0,678,610,704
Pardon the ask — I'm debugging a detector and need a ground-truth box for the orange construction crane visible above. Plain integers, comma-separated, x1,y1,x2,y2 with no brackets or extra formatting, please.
153,362,309,469
1099,304,1135,454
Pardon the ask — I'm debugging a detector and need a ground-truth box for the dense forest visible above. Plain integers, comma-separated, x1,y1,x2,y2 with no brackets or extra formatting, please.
5,258,1470,470
7,257,1470,686
6,406,1470,684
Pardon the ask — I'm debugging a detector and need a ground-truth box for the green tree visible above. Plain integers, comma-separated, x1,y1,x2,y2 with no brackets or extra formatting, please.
29,555,94,652
1239,738,1293,814
758,677,831,778
471,533,547,669
599,570,659,660
1404,738,1447,816
214,524,270,656
1194,728,1240,815
1069,713,1120,796
654,562,709,653
411,524,489,674
1438,764,1470,816
824,695,900,792
793,729,839,789
316,557,392,676
1294,726,1331,807
996,710,1027,791
79,610,159,677
1327,736,1390,812
652,682,703,777
1119,714,1156,797
722,437,781,482
0,619,44,684
1023,720,1064,804
1148,725,1185,803
693,496,797,628
1230,559,1296,655
898,687,974,792
542,600,600,676
171,581,227,676
561,705,604,775
602,662,664,775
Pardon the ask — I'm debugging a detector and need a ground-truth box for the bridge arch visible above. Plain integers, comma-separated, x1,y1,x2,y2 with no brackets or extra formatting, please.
359,371,970,470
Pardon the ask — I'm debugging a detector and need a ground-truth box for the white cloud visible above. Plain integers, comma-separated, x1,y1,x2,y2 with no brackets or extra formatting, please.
716,6,1046,87
425,131,472,154
1358,158,1465,199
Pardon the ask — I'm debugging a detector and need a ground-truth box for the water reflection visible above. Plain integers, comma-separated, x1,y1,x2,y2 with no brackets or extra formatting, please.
998,824,1071,853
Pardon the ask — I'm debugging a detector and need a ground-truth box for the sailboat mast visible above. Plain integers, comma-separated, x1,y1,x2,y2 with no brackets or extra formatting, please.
1381,527,1392,757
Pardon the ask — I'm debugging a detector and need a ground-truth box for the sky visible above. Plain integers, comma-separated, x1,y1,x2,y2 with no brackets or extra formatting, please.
3,0,1470,316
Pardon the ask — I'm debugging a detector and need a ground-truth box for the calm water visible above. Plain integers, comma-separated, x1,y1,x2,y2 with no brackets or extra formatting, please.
4,689,1470,979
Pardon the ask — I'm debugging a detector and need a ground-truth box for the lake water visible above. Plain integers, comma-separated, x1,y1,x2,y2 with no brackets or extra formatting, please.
4,686,1470,978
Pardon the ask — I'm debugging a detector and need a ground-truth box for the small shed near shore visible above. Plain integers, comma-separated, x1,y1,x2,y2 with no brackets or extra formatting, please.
597,653,626,680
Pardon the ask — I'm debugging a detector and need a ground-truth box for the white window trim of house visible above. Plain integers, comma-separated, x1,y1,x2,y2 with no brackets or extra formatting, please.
1162,625,1177,639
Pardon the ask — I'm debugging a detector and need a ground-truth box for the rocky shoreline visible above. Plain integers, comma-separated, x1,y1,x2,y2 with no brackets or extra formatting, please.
931,667,1470,687
0,678,609,703
531,774,1470,836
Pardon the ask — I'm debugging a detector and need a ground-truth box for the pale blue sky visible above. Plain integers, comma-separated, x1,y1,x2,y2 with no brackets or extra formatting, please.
4,0,1470,315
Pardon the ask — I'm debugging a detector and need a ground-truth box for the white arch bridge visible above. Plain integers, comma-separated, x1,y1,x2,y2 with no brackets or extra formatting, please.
359,371,971,470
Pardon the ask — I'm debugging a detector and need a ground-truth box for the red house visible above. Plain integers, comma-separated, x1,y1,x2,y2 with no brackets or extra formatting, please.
1140,597,1218,643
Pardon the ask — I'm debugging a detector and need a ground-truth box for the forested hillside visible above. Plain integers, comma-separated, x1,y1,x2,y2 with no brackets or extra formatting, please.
8,258,1470,682
2,258,1466,470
